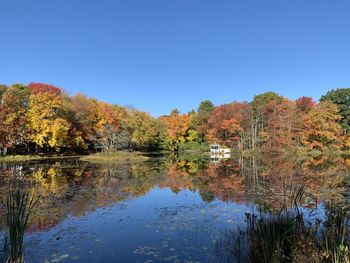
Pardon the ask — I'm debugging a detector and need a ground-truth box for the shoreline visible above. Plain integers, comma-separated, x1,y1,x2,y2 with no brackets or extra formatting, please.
0,154,83,163
1,149,349,163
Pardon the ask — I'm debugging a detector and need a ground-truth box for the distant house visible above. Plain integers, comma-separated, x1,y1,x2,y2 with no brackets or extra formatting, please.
210,143,231,154
210,143,231,163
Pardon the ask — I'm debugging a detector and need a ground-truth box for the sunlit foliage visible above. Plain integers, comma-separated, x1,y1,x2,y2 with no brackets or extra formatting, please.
0,81,350,154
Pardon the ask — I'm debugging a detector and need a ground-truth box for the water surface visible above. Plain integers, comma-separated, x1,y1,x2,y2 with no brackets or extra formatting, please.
0,154,349,262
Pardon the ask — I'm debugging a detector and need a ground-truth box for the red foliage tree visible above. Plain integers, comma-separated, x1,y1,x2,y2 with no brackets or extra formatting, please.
28,82,62,96
296,96,315,113
207,102,248,148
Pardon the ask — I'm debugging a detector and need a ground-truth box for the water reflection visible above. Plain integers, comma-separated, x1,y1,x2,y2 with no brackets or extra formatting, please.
0,155,349,231
210,153,231,163
0,154,349,262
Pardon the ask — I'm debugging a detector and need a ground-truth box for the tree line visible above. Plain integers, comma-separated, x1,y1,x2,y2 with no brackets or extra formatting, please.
0,82,349,155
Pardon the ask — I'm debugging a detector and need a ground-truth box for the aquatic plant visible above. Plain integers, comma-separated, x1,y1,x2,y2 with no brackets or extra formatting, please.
320,203,350,263
4,189,38,263
216,184,350,262
244,184,308,262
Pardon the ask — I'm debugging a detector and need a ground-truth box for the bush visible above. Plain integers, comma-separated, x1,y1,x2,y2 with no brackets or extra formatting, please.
178,141,209,152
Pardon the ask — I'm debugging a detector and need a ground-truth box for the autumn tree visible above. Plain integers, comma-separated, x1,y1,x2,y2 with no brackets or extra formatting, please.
302,101,343,150
251,92,284,113
249,92,284,150
170,108,180,115
207,102,248,149
0,85,8,153
295,96,315,113
263,99,295,150
2,81,350,155
68,93,101,149
159,111,192,151
0,84,30,154
193,100,214,139
28,83,70,151
29,82,62,96
293,97,315,145
0,84,8,104
93,102,128,152
320,88,350,134
129,111,166,150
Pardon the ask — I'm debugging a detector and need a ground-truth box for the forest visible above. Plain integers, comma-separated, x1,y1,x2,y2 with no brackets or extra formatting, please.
0,82,350,156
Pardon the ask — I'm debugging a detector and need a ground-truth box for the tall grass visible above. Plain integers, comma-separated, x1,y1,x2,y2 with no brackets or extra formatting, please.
321,203,350,263
216,184,350,262
3,189,38,263
244,184,310,263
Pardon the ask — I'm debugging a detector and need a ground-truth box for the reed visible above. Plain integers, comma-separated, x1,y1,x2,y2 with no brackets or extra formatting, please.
245,184,307,262
217,183,350,262
4,189,38,263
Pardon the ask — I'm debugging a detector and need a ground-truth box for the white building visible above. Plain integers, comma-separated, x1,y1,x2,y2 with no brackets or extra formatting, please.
210,144,231,163
210,143,231,154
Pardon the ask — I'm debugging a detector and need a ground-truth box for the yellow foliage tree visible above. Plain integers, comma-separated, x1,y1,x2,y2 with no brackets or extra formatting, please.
302,101,343,150
28,92,70,151
128,111,165,150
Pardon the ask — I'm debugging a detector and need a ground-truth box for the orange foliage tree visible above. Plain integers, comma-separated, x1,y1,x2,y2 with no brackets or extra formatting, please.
1,81,350,155
159,110,192,151
207,102,248,149
302,101,343,150
0,84,30,154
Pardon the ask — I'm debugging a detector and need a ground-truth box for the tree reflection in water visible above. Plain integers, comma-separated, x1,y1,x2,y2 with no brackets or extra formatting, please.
0,154,349,262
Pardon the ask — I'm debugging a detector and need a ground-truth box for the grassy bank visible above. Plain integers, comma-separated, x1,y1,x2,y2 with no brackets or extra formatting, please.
80,151,152,163
237,146,350,158
0,155,82,163
0,151,169,164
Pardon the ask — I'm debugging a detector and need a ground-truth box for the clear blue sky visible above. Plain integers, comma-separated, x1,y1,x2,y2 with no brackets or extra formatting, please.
0,0,349,116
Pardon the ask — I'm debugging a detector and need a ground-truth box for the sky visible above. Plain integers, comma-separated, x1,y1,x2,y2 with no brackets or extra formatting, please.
0,0,349,116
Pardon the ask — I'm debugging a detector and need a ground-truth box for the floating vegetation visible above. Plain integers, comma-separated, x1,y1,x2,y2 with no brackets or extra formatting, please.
50,253,69,263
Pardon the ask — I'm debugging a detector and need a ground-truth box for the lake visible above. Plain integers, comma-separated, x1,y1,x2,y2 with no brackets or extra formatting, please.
0,154,349,262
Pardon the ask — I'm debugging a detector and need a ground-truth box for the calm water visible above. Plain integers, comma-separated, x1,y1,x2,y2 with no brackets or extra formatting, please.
0,154,349,262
